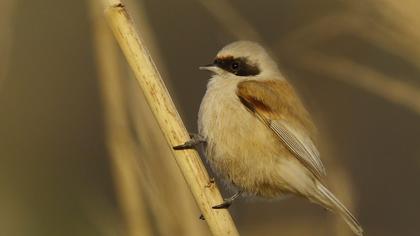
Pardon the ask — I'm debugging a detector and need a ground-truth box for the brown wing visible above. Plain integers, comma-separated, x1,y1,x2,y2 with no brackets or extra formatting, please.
236,79,326,179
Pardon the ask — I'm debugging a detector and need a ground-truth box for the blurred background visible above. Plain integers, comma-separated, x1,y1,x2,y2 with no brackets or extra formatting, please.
1,0,420,235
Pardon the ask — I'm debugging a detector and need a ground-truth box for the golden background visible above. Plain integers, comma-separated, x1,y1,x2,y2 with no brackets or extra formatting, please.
0,0,419,235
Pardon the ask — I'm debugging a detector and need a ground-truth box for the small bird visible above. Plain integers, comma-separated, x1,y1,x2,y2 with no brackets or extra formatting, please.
174,41,363,235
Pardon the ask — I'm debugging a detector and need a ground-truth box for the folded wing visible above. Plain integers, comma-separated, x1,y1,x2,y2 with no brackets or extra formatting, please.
236,79,326,179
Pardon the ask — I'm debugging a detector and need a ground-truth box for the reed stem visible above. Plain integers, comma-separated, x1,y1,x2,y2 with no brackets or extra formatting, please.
102,1,239,235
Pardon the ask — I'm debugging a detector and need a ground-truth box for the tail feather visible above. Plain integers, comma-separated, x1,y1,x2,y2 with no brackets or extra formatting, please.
316,182,364,236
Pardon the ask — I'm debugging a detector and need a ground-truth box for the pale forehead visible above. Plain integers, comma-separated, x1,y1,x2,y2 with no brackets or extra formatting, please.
216,41,267,59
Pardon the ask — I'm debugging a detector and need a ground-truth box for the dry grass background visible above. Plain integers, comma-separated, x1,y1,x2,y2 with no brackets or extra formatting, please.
0,0,420,235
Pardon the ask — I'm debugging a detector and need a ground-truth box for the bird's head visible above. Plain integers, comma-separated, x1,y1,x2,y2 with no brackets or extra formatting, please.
200,41,280,78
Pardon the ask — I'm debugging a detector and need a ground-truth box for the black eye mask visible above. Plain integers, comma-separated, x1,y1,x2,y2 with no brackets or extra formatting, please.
214,56,260,76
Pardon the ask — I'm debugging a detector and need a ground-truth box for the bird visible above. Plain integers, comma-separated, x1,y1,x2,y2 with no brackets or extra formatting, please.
173,41,363,236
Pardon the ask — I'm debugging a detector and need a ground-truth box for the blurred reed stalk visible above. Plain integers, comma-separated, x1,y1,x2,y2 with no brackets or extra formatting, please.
350,0,420,70
89,1,152,235
275,11,420,116
275,13,358,50
298,51,420,115
276,10,420,70
197,1,359,235
102,1,239,235
197,0,263,42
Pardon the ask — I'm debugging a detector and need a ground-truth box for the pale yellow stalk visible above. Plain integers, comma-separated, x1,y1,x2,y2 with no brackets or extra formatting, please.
119,0,210,235
101,1,239,235
128,80,211,236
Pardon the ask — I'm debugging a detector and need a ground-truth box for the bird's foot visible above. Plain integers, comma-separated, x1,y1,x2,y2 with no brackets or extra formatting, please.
173,133,206,150
212,200,233,209
212,191,243,209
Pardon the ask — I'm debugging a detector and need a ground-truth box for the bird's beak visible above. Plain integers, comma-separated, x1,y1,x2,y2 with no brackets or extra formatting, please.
199,64,221,74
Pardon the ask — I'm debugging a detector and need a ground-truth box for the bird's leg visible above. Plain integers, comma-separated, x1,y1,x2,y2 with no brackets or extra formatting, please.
173,133,206,150
212,191,243,209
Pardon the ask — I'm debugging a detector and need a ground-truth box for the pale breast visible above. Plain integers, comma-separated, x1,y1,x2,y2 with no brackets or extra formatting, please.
198,76,292,196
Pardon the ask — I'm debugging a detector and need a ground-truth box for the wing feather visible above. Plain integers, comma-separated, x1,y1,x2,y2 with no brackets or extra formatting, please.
237,79,326,179
269,120,325,177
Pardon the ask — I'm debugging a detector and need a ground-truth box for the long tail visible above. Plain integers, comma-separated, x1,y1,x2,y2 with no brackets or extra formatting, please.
315,182,364,236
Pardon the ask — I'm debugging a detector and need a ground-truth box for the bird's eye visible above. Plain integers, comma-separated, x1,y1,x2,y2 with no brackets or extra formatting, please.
231,62,239,70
